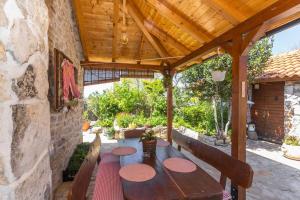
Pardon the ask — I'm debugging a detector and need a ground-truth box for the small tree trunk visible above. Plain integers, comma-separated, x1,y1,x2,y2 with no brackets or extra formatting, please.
220,99,224,132
212,97,220,137
224,99,232,137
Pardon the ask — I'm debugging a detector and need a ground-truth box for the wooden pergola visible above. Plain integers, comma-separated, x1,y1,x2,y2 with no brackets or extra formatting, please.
73,0,300,199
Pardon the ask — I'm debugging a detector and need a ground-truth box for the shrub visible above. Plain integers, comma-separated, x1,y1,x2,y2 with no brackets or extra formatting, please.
133,115,147,127
107,127,115,139
284,135,300,146
149,116,167,127
96,118,114,128
116,112,134,128
64,143,90,180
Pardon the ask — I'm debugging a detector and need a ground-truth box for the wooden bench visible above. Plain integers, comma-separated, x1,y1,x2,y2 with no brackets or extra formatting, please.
124,128,145,139
172,130,253,199
68,133,101,200
92,153,123,200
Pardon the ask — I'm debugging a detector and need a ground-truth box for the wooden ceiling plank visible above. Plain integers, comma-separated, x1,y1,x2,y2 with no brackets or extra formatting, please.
201,0,248,25
112,0,120,62
127,0,169,58
72,0,89,60
144,20,191,54
145,0,214,43
171,0,300,71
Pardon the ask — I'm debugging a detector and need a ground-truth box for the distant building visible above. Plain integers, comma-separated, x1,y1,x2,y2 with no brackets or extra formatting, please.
251,50,300,143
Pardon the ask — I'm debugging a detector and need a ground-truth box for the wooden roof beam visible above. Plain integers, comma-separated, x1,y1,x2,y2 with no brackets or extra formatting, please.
171,0,300,71
72,0,89,60
136,34,145,64
81,61,163,72
144,20,191,55
145,0,214,43
201,0,248,25
112,0,120,62
127,0,169,58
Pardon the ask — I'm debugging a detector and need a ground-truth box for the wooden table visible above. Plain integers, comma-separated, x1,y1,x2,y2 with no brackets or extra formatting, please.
118,139,223,200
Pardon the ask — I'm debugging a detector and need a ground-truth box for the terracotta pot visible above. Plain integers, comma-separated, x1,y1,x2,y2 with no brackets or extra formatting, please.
82,121,90,131
281,144,300,161
142,139,157,155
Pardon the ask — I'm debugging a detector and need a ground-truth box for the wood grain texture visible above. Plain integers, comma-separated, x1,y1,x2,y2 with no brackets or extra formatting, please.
119,138,223,200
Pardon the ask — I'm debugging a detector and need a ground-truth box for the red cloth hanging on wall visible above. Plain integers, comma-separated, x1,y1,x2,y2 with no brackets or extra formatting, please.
61,59,80,101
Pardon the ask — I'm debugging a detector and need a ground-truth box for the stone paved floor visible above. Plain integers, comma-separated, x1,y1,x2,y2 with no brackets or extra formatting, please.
56,133,300,200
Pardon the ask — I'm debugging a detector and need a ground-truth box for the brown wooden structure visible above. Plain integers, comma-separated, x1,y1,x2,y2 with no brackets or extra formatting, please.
71,0,300,199
252,82,285,143
68,134,101,200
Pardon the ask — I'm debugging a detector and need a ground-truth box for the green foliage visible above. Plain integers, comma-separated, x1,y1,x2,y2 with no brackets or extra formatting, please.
96,118,114,127
66,143,90,176
284,135,300,146
116,112,134,128
140,129,156,141
148,116,167,127
107,127,115,139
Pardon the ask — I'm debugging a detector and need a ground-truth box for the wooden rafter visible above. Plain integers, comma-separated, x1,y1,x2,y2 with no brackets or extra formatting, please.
144,20,190,54
171,0,300,71
145,0,214,43
127,0,169,58
201,0,248,25
112,0,120,62
81,61,163,72
72,0,89,60
136,34,145,64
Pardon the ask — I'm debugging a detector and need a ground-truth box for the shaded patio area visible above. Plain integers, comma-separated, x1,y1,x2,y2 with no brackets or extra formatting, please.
76,133,300,200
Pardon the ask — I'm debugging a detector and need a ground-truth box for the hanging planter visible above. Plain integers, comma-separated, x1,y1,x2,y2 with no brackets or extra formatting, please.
211,70,226,82
163,74,172,88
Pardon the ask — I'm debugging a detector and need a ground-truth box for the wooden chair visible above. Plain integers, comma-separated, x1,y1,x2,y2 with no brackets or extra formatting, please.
124,128,145,139
68,133,101,200
172,130,253,199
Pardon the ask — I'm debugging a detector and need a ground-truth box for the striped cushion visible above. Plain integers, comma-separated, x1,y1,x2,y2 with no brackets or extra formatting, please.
93,158,123,200
100,152,120,163
223,190,232,200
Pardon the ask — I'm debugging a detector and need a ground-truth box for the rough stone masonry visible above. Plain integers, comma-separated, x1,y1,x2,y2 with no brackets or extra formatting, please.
0,0,52,199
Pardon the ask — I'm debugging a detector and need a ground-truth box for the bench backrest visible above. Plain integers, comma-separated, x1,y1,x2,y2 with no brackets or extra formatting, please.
124,128,145,139
172,130,253,189
68,133,101,200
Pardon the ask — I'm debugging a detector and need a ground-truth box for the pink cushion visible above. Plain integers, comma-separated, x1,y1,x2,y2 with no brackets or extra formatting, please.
100,152,120,163
93,159,123,200
223,190,231,200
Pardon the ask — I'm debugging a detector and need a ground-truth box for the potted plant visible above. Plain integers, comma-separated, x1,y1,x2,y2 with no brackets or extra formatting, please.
107,127,115,140
140,129,157,156
211,56,227,82
281,135,300,161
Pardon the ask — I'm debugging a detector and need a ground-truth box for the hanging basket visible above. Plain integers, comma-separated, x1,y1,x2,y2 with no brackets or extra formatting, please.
211,70,226,81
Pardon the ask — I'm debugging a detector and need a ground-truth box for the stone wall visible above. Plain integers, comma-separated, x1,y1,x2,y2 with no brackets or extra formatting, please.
0,0,52,199
46,0,84,191
284,81,300,137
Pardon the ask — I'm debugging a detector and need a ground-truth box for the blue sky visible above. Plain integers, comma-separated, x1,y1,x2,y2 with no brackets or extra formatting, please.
272,23,300,55
84,23,300,98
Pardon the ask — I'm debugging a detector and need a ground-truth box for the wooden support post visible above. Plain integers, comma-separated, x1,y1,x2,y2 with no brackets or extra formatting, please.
166,73,173,144
230,36,248,200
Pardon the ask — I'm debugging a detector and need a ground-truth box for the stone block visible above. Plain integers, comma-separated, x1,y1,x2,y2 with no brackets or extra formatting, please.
10,102,50,178
0,41,6,62
15,155,52,200
10,19,38,63
0,0,7,27
284,85,294,95
12,65,37,100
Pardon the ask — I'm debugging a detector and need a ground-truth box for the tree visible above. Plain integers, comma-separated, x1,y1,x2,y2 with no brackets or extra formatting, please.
180,37,273,140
